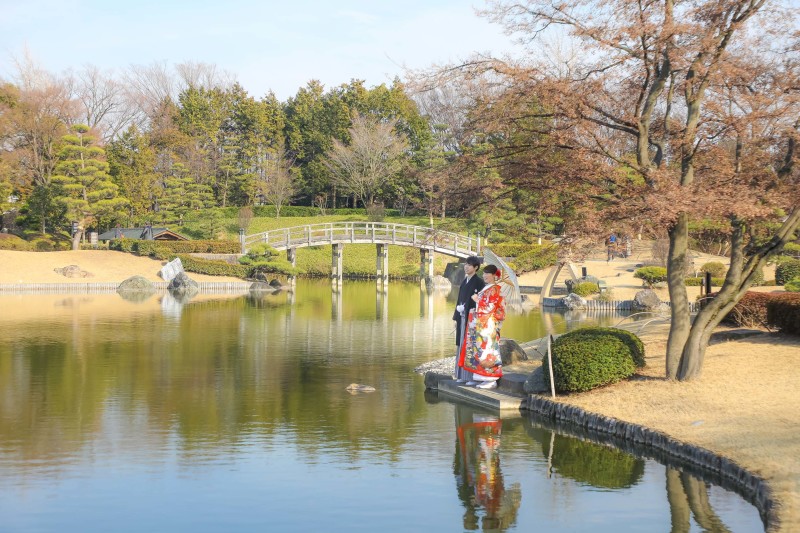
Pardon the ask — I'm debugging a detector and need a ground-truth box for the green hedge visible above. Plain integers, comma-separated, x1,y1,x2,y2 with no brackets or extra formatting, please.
785,278,800,292
177,255,250,278
634,266,667,287
542,327,645,393
776,258,800,285
571,281,600,296
109,239,240,259
766,294,800,335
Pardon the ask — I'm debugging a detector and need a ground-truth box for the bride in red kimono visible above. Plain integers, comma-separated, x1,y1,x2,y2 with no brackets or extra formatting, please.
457,264,505,390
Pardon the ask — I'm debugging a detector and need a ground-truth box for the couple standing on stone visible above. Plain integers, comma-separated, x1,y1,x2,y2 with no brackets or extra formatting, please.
452,256,506,390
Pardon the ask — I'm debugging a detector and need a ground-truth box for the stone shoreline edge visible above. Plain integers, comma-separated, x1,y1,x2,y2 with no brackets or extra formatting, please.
527,394,778,532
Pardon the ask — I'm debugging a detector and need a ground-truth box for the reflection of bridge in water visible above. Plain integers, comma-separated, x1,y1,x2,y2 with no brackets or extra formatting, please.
247,285,453,361
242,222,483,283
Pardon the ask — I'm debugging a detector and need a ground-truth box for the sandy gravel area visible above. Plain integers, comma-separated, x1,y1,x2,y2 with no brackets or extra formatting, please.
0,250,243,284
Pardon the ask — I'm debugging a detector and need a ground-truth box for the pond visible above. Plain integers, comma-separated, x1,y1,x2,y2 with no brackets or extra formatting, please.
0,280,763,532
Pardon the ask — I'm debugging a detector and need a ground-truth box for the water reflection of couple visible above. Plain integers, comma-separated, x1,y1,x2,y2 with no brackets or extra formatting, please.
454,406,521,531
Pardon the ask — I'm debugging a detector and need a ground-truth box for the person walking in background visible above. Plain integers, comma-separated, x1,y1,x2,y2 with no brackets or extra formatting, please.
606,232,617,262
454,256,485,384
458,264,506,390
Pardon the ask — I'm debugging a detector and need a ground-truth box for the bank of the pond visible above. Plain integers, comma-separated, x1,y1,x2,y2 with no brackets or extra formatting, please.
425,325,799,533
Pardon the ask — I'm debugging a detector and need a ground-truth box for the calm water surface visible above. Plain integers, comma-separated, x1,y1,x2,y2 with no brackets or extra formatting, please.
0,280,763,532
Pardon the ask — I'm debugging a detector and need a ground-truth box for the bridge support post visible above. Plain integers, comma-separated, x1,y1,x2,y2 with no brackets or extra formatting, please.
376,244,388,287
420,248,434,284
331,243,343,287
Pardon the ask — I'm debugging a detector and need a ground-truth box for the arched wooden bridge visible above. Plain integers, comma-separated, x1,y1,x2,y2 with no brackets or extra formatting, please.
241,222,482,282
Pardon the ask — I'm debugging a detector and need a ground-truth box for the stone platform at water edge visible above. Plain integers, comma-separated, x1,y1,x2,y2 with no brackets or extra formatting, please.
424,365,534,414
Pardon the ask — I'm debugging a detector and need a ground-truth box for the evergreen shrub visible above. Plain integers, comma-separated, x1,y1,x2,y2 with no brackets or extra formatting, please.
0,234,32,250
634,266,667,287
177,255,250,278
684,276,724,287
766,293,800,335
776,258,800,285
700,261,727,278
238,243,298,277
542,327,645,393
571,281,600,296
784,278,800,293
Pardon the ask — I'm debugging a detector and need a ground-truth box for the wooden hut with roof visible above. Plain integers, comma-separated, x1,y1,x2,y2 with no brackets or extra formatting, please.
98,225,188,242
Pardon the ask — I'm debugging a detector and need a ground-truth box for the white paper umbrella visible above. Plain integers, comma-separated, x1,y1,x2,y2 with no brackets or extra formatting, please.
482,247,522,307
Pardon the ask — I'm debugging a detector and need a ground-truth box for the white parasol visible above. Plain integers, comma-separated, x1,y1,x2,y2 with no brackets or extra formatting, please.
482,247,522,307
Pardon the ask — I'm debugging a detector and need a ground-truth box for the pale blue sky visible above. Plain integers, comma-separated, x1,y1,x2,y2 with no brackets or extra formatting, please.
0,0,518,99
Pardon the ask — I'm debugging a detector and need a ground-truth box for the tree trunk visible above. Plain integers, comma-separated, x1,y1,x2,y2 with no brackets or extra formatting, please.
72,229,83,251
670,210,800,380
666,213,690,379
680,472,732,532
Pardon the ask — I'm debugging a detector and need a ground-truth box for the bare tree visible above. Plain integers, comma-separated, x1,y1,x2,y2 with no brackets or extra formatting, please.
429,0,799,380
71,65,138,143
325,113,410,208
257,150,296,218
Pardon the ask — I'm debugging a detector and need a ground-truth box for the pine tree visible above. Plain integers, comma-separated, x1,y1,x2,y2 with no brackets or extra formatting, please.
51,125,128,249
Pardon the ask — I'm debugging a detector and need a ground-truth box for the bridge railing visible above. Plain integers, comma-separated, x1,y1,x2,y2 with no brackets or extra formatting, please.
244,222,480,257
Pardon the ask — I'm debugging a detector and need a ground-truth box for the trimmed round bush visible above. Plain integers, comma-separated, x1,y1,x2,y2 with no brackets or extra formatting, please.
700,261,727,278
634,266,667,287
785,277,800,292
571,281,600,297
542,327,645,393
776,258,800,285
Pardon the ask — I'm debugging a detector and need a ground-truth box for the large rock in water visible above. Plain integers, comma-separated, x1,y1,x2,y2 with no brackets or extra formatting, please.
117,275,156,293
168,272,199,298
500,338,528,365
562,293,588,310
632,289,667,312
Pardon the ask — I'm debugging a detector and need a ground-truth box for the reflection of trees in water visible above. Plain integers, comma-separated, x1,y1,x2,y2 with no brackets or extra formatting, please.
667,468,733,533
453,405,521,532
522,416,738,532
0,295,441,474
541,433,645,489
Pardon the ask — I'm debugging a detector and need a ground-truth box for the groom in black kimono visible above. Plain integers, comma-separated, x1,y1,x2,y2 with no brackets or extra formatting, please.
453,256,485,383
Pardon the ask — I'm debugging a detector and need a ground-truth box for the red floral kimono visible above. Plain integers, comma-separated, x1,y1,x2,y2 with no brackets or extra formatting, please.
457,283,505,378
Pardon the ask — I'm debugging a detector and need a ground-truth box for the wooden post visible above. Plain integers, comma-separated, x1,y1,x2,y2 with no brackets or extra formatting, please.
547,334,556,398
